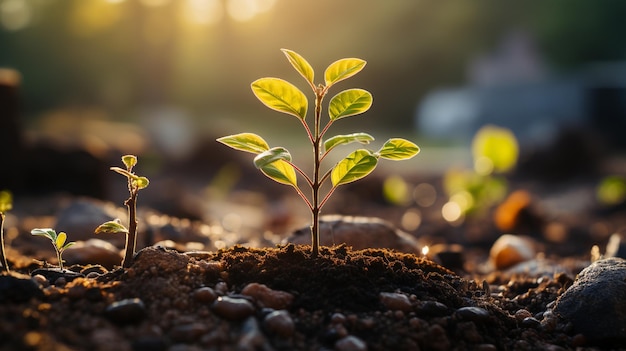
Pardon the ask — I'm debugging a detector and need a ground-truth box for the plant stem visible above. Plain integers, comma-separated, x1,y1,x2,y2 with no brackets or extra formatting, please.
56,249,64,271
122,186,139,269
310,89,325,258
0,212,8,273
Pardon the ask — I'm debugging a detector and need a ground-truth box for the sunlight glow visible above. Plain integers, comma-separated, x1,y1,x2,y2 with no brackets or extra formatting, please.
226,0,276,22
421,245,429,256
184,0,224,25
442,201,462,223
139,0,172,7
0,0,31,31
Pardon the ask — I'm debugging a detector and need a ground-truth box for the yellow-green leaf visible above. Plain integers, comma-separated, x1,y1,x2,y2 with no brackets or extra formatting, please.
122,155,137,169
251,78,308,120
111,166,134,179
0,190,12,213
331,149,378,187
95,220,129,235
259,159,298,187
31,228,57,240
328,89,373,121
217,133,270,154
324,58,366,87
377,138,420,160
597,176,626,205
472,125,519,175
281,49,314,87
254,147,292,169
324,133,374,153
56,232,67,250
135,176,149,189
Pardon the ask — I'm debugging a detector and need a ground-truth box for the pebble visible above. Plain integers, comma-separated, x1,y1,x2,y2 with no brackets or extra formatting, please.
169,323,208,342
419,301,449,316
241,282,294,310
211,296,255,321
287,215,422,254
521,317,541,328
334,335,368,351
238,317,266,351
554,257,626,344
514,309,532,322
454,307,490,322
30,268,83,285
263,310,295,337
132,246,189,273
0,274,43,302
379,292,412,312
105,298,146,325
193,287,218,304
63,239,122,269
489,234,535,270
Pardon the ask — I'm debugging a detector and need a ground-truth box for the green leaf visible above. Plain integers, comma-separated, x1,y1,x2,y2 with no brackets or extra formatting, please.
377,138,420,160
471,125,518,174
135,176,149,189
60,241,75,251
253,147,292,169
122,155,137,169
328,89,373,121
94,220,129,235
324,133,375,153
259,159,298,187
281,49,314,87
251,78,308,120
217,133,270,154
56,232,67,250
0,190,12,213
324,58,366,87
331,149,378,187
31,228,57,240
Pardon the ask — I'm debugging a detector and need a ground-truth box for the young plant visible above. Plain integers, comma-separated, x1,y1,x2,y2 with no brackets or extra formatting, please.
0,190,12,273
95,155,149,268
217,49,419,257
30,228,75,271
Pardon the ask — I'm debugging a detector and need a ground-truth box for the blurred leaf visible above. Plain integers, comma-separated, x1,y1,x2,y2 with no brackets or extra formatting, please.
31,228,57,240
328,89,373,121
95,220,129,235
597,176,626,205
383,175,411,206
254,147,292,169
324,133,374,153
251,78,308,120
259,159,298,187
135,176,149,190
331,149,378,187
122,155,137,169
217,133,270,154
472,125,519,174
60,241,75,251
324,58,366,87
56,232,67,250
377,138,420,160
0,190,12,213
281,49,314,87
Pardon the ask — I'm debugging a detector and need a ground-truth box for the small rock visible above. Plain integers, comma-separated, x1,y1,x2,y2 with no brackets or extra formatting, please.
169,323,208,342
287,215,421,254
489,234,535,270
132,246,189,273
419,301,450,316
521,317,541,328
63,239,122,269
238,317,266,351
0,274,43,302
379,292,412,312
554,257,626,344
514,309,532,322
335,335,368,351
105,298,146,325
193,287,218,304
211,296,255,321
263,310,295,338
454,307,490,322
30,268,83,285
241,283,294,310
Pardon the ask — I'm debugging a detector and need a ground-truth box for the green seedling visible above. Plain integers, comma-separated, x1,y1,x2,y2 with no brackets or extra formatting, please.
0,190,12,273
95,155,149,268
217,49,419,257
30,228,75,271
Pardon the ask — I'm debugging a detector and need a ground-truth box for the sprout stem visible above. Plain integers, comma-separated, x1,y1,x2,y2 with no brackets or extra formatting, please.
0,212,9,273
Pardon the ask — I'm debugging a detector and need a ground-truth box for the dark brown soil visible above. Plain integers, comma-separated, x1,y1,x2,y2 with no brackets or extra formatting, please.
0,244,591,351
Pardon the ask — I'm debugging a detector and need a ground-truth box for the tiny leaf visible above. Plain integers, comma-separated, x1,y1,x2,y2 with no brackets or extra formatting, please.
331,149,378,187
324,133,375,153
31,228,57,240
324,58,366,87
60,241,75,251
0,190,12,213
122,155,137,169
328,89,373,121
217,133,270,154
56,232,67,250
95,220,129,235
135,176,149,189
111,167,134,179
377,138,420,160
251,78,308,120
281,49,314,87
253,147,292,169
259,159,298,187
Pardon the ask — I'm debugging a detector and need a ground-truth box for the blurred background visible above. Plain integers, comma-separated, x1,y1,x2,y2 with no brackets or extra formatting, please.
1,0,626,244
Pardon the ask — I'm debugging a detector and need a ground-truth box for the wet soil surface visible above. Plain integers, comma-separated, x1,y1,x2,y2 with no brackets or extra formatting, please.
0,243,605,351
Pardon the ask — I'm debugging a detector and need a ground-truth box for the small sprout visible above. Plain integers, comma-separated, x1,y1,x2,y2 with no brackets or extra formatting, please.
0,190,12,273
218,49,419,257
31,228,75,271
96,155,149,268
